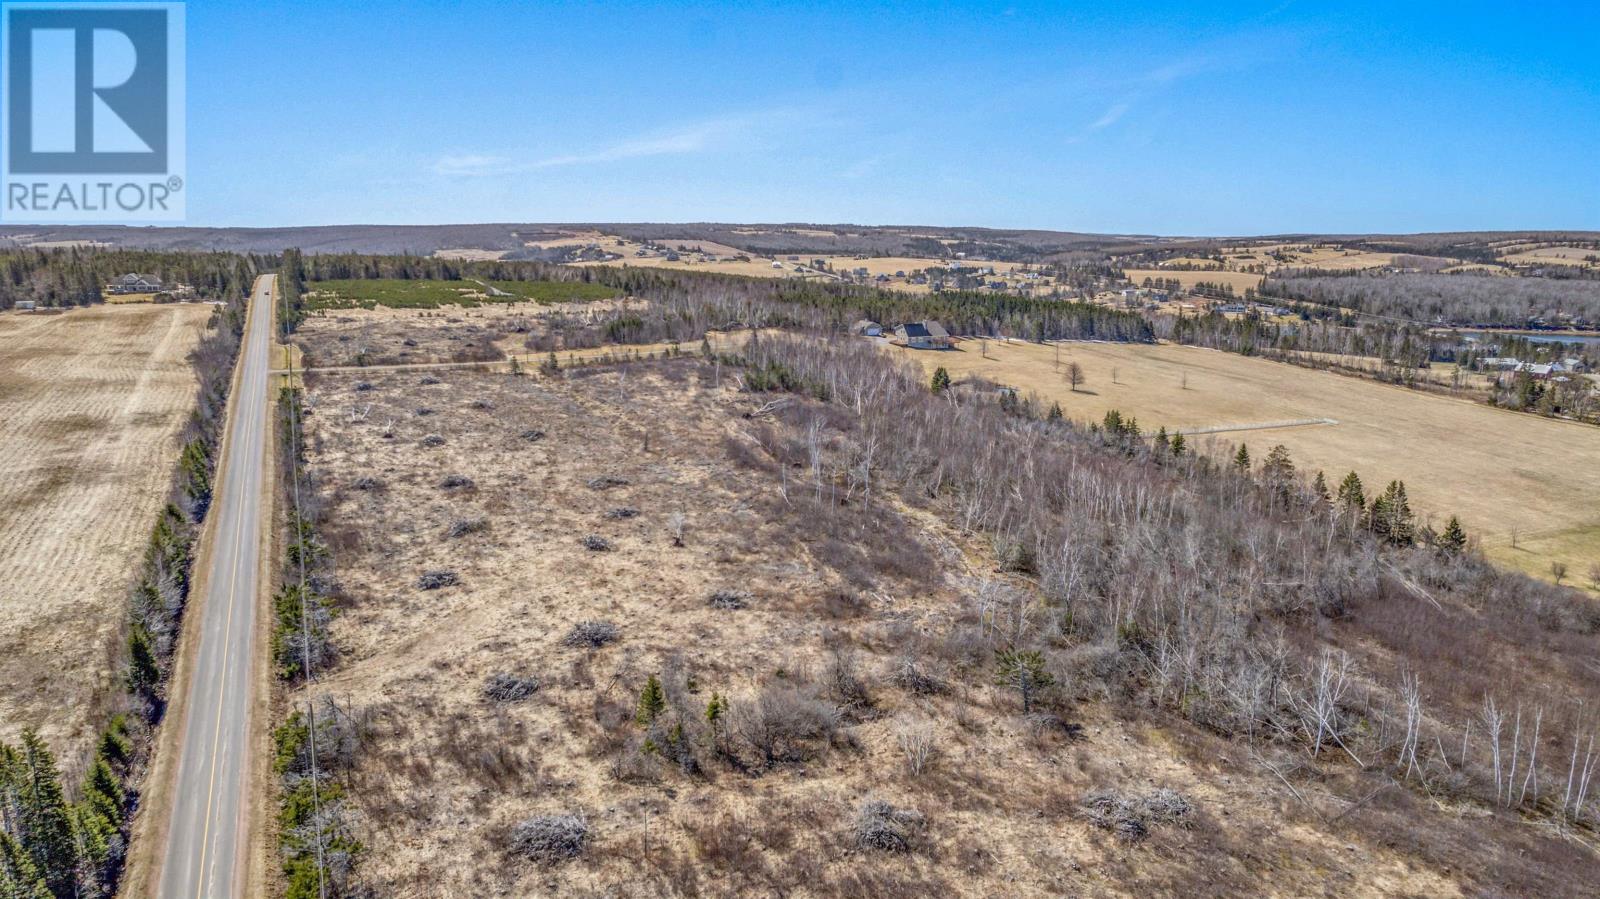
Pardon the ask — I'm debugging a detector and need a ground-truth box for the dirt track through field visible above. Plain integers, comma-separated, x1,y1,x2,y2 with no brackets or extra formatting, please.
0,304,211,753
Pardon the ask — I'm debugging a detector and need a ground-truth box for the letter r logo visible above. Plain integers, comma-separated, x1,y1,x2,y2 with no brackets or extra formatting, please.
6,7,167,173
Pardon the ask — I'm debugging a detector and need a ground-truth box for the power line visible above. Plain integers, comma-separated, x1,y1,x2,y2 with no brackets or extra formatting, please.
278,272,329,899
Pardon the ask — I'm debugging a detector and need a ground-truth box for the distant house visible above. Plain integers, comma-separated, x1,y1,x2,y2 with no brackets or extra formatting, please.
111,273,164,293
852,319,883,337
895,320,950,349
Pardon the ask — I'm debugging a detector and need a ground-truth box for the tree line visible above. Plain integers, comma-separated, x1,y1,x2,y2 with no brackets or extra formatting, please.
0,248,262,309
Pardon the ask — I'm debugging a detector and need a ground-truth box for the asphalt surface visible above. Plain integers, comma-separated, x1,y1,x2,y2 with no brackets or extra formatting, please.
158,274,274,899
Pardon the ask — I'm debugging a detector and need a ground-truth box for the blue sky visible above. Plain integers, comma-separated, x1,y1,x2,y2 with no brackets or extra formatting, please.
183,0,1598,233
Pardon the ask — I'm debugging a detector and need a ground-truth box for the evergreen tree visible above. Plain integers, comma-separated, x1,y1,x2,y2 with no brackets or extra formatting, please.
994,649,1054,715
1,732,81,898
1153,426,1169,455
1233,443,1251,471
1372,480,1416,545
1046,401,1063,421
0,831,49,899
930,366,951,393
636,675,666,726
1439,515,1468,554
1336,471,1366,514
1262,445,1294,481
1312,471,1331,505
1169,432,1187,456
704,693,727,730
126,626,161,702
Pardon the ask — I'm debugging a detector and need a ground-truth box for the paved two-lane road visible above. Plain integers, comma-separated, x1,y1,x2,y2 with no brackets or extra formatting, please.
159,274,274,899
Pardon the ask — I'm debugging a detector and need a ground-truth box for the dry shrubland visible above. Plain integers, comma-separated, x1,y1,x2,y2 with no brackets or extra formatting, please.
285,314,1600,897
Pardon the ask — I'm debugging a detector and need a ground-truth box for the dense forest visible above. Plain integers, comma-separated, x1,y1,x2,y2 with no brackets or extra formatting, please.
0,249,262,309
1259,271,1600,328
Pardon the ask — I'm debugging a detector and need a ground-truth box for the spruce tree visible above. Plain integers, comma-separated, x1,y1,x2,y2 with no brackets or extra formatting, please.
8,732,80,898
1233,443,1251,471
1379,481,1416,545
1170,432,1187,456
1336,471,1366,514
636,675,666,726
1312,471,1331,505
704,693,726,730
930,366,951,393
1046,401,1063,421
994,649,1053,715
0,831,49,899
126,627,160,702
1439,516,1468,554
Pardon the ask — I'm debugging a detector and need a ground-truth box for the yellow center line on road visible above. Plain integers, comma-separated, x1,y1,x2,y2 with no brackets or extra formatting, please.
192,297,255,899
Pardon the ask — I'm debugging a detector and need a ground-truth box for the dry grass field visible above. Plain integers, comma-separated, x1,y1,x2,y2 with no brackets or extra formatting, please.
1121,269,1263,293
0,304,212,751
287,338,1470,897
894,338,1600,591
1502,246,1600,269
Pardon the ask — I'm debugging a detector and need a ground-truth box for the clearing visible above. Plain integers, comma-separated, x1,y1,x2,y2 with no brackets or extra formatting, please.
1121,269,1263,294
305,278,619,311
285,329,1468,896
894,337,1600,591
0,303,213,751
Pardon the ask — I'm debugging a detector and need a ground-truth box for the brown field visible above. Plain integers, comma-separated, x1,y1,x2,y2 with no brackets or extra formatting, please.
288,333,1468,896
1122,268,1263,293
0,304,212,751
105,291,159,304
895,338,1600,591
1503,246,1600,269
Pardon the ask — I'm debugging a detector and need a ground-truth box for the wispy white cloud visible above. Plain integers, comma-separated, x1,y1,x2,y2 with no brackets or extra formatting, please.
434,153,515,176
434,109,807,177
1088,102,1130,131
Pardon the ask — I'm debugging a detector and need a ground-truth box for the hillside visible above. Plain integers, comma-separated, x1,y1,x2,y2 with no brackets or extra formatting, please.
272,288,1600,897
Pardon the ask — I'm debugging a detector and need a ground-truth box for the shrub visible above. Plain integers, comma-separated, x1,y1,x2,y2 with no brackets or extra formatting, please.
605,507,640,520
445,517,487,538
889,656,946,695
351,476,383,491
731,685,840,768
562,620,619,648
581,534,613,551
419,375,440,385
510,814,588,865
354,381,373,392
414,406,435,416
520,428,546,442
586,475,630,490
420,434,446,447
483,672,540,703
439,474,475,489
707,589,749,610
1083,788,1192,842
851,799,924,852
416,570,459,590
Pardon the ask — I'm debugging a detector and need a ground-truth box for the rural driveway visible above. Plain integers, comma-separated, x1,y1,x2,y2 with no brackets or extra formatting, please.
158,274,274,899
